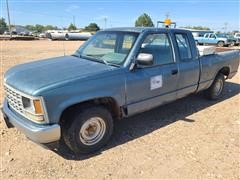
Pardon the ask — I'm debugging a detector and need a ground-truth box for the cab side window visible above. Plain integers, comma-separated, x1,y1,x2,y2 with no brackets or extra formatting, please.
209,34,216,38
140,33,174,66
175,33,192,61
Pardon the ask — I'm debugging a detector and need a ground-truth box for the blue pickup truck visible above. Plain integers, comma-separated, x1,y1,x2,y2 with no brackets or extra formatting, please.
195,33,235,47
2,27,240,154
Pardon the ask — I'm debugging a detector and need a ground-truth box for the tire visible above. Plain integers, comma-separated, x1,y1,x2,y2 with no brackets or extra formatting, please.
205,73,225,100
230,41,235,47
217,41,225,47
62,106,113,154
65,34,70,41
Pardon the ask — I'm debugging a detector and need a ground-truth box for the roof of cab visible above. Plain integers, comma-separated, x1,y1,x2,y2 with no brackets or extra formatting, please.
103,27,189,33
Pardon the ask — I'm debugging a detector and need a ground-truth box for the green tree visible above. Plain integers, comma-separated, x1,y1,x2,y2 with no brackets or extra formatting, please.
25,25,36,31
182,26,210,30
26,24,59,32
35,24,45,32
43,25,57,31
135,13,154,27
68,23,77,31
0,18,8,34
84,23,100,32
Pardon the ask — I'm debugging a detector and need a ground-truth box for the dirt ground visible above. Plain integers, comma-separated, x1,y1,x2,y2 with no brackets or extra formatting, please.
0,40,239,179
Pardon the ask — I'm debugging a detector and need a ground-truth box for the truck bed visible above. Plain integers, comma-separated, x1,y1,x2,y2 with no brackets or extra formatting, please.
197,49,239,92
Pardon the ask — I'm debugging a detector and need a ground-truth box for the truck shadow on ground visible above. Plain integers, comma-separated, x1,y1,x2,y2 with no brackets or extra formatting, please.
53,81,240,160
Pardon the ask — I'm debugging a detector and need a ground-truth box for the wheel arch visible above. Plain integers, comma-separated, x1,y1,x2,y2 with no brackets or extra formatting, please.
60,96,122,125
218,66,230,78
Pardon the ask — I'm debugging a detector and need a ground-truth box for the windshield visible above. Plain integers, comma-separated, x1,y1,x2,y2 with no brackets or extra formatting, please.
74,31,139,66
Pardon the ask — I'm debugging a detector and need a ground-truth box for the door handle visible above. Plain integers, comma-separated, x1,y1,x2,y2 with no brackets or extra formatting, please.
171,69,178,75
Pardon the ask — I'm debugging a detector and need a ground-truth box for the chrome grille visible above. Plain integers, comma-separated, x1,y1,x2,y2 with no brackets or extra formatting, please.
4,85,24,115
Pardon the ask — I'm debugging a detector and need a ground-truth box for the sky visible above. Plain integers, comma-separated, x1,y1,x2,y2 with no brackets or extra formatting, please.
1,0,239,31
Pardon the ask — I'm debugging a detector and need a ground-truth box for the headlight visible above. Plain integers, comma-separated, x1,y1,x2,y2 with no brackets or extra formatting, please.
22,96,45,122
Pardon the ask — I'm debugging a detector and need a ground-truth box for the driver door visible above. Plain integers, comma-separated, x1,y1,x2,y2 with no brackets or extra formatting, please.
126,32,179,116
208,34,218,44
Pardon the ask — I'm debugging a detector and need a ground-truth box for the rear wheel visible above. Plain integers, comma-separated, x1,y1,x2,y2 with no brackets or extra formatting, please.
62,106,113,154
205,73,225,100
217,41,225,47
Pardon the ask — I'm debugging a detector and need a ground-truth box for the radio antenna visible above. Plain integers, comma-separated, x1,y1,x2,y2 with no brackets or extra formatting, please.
6,0,12,38
61,17,66,56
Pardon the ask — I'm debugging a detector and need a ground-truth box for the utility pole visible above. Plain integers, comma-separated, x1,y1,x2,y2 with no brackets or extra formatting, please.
224,22,228,33
73,16,75,26
6,0,12,38
165,12,170,19
104,17,107,29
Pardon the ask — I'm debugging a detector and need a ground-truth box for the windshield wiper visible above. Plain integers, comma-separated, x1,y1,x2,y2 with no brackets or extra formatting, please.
82,54,120,67
99,58,120,67
71,54,80,58
100,58,110,66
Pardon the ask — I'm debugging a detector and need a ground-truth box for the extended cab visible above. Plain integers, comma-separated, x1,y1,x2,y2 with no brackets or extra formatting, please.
195,33,235,47
2,28,240,154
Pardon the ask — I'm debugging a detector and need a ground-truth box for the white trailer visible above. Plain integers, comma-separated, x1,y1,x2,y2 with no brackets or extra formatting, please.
65,32,92,40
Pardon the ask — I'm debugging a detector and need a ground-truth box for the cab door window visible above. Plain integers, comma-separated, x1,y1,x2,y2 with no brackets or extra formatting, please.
139,33,174,66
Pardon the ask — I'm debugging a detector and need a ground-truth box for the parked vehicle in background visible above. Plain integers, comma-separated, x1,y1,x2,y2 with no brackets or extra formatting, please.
65,32,92,40
232,33,240,45
2,27,239,154
185,29,214,38
46,30,68,40
18,31,30,36
3,31,10,35
195,33,235,47
38,33,46,38
226,34,239,46
218,33,240,46
234,33,240,39
46,30,92,41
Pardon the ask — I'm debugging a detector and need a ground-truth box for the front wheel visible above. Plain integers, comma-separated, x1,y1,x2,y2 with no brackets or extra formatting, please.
230,41,235,47
204,73,225,100
62,106,113,154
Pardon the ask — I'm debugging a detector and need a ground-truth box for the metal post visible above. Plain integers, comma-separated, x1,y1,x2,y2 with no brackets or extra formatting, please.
104,17,107,29
73,16,75,26
6,0,12,38
224,22,228,33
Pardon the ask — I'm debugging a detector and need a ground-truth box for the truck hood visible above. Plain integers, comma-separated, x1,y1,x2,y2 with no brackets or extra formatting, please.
4,56,117,96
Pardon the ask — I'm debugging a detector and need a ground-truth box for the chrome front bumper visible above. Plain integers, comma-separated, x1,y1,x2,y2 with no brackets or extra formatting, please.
1,99,61,144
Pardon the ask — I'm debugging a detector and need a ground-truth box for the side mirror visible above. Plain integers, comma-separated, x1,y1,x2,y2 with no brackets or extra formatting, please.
136,53,153,66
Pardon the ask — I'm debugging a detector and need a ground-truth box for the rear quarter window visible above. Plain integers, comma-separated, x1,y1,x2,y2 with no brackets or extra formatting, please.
175,33,192,61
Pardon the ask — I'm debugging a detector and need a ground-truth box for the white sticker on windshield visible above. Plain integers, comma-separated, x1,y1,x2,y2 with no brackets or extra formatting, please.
151,75,163,90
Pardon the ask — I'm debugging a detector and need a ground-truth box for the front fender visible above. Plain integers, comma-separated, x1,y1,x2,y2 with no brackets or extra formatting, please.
42,75,126,124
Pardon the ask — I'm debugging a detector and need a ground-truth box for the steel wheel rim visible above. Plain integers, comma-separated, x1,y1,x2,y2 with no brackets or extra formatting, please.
213,79,223,96
79,117,106,146
218,42,224,47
